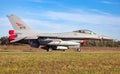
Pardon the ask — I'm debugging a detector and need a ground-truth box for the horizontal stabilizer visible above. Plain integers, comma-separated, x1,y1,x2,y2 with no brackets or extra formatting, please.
10,37,26,43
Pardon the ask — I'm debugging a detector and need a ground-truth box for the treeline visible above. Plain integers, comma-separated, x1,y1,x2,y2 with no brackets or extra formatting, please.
0,36,120,47
0,36,8,45
83,39,120,47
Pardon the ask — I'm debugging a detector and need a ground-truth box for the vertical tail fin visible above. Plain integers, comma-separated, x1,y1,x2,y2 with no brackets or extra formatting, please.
7,14,31,31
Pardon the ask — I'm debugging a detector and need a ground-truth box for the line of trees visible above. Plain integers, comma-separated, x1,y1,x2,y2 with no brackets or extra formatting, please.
0,36,120,47
84,39,120,47
0,36,8,45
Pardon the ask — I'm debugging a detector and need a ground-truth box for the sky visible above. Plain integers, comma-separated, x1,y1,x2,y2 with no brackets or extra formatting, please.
0,0,120,40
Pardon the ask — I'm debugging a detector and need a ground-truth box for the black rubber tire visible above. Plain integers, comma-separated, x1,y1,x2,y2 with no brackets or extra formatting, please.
77,48,81,52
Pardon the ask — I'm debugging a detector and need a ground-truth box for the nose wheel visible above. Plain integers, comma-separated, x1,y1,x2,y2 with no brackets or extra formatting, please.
77,48,81,52
76,43,81,52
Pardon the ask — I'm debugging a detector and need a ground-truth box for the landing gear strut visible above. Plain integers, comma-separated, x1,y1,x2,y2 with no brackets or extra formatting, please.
76,43,81,52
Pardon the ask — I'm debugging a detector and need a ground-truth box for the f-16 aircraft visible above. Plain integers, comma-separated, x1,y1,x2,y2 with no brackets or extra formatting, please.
7,14,111,52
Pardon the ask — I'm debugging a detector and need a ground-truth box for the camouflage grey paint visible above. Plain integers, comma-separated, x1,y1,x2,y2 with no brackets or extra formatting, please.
7,14,112,51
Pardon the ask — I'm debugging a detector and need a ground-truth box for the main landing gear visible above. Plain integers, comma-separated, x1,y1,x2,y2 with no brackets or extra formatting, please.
47,47,52,52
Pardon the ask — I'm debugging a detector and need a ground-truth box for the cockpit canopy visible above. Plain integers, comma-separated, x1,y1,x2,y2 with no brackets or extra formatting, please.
73,29,96,35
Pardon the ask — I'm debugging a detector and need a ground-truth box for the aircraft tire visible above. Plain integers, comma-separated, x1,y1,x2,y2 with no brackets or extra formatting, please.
62,49,65,52
47,47,52,52
77,48,81,52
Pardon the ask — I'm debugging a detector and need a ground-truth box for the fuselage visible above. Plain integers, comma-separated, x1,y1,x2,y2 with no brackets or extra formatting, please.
14,29,111,41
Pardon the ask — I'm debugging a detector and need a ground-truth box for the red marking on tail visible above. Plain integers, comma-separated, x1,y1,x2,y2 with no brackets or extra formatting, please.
16,22,23,27
9,30,14,34
8,35,16,42
8,30,16,42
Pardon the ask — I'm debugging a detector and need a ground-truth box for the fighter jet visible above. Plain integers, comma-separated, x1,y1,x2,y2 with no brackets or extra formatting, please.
7,14,111,52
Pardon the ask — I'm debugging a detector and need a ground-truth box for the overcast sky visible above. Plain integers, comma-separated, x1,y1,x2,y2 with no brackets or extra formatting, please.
0,0,120,40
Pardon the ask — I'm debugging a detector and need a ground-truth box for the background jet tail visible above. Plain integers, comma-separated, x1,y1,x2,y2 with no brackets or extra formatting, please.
7,14,31,31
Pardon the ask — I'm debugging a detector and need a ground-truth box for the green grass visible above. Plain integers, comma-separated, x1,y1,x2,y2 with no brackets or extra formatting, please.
0,51,120,74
